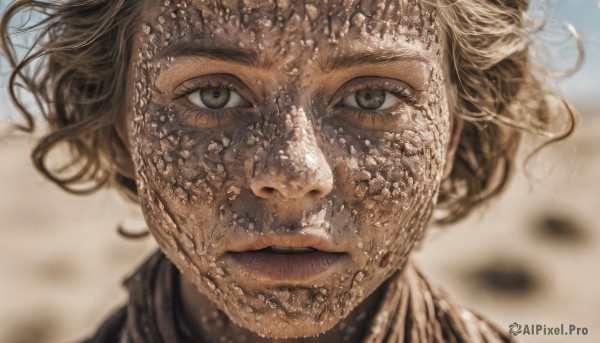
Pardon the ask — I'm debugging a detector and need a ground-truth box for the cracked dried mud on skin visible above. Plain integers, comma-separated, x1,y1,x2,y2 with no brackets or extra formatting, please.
129,0,449,341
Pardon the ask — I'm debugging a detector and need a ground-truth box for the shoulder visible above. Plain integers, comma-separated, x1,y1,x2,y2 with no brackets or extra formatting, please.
364,263,523,343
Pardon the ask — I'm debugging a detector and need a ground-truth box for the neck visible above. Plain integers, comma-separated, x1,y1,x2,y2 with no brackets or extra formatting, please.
178,275,387,343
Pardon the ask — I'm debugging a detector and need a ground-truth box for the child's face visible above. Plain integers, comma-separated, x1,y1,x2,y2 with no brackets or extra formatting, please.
129,0,450,338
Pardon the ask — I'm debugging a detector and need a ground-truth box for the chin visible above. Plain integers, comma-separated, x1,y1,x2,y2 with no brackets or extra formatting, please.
201,281,351,338
226,307,341,339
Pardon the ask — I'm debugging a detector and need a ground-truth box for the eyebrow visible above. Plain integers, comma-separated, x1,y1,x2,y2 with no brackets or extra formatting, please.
323,50,432,71
152,42,262,67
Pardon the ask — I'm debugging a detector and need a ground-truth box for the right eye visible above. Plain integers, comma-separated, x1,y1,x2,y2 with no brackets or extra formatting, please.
188,87,246,110
340,89,400,111
171,75,254,128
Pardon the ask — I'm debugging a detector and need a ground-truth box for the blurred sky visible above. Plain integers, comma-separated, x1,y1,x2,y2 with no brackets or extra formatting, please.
0,0,599,123
550,0,600,111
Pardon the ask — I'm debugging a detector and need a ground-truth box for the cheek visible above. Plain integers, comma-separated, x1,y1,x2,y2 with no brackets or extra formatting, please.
326,77,450,271
130,95,263,266
130,54,227,262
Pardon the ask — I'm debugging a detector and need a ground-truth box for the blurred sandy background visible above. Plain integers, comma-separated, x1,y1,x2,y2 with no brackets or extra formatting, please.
0,114,598,343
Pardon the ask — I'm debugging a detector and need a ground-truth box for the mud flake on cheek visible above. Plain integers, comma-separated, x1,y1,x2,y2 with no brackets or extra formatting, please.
367,173,389,196
351,12,366,29
226,185,241,202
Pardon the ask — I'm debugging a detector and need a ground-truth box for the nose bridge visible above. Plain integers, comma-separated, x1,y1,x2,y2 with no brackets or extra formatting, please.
279,105,315,158
251,98,333,200
275,105,320,177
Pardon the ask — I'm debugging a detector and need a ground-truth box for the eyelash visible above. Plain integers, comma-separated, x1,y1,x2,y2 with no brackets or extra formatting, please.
336,80,416,108
171,77,251,127
333,78,416,125
173,79,230,99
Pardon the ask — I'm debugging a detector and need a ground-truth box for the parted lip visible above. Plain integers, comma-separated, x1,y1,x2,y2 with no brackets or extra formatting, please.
226,232,345,253
223,231,350,282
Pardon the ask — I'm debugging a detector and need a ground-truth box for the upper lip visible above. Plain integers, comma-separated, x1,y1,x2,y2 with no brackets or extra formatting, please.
226,232,344,253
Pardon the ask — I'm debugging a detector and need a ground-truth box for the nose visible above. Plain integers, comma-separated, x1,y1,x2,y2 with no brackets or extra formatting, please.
250,110,333,201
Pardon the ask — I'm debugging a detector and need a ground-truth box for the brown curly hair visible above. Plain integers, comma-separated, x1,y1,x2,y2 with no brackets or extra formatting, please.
0,0,579,223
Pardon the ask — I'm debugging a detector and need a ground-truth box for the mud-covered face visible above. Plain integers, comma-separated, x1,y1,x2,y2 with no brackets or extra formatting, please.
130,0,450,339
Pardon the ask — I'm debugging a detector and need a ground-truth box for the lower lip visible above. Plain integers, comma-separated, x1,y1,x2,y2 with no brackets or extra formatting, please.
227,250,347,281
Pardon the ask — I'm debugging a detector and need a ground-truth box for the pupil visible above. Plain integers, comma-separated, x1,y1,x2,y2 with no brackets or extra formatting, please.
200,87,230,109
355,90,385,110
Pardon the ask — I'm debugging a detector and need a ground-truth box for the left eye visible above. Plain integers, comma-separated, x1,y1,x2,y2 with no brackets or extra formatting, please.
187,87,245,109
341,90,399,111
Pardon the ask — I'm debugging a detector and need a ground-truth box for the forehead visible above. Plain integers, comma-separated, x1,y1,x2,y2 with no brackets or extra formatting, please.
139,0,441,65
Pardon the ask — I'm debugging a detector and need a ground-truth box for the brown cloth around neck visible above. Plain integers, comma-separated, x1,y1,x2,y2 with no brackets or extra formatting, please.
83,251,520,343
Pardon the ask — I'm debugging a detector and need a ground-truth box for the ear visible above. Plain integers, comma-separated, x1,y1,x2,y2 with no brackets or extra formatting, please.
111,123,136,180
442,114,463,180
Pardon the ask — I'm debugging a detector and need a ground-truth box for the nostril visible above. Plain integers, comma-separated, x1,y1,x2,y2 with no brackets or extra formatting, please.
262,187,276,195
308,189,322,198
251,183,281,199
